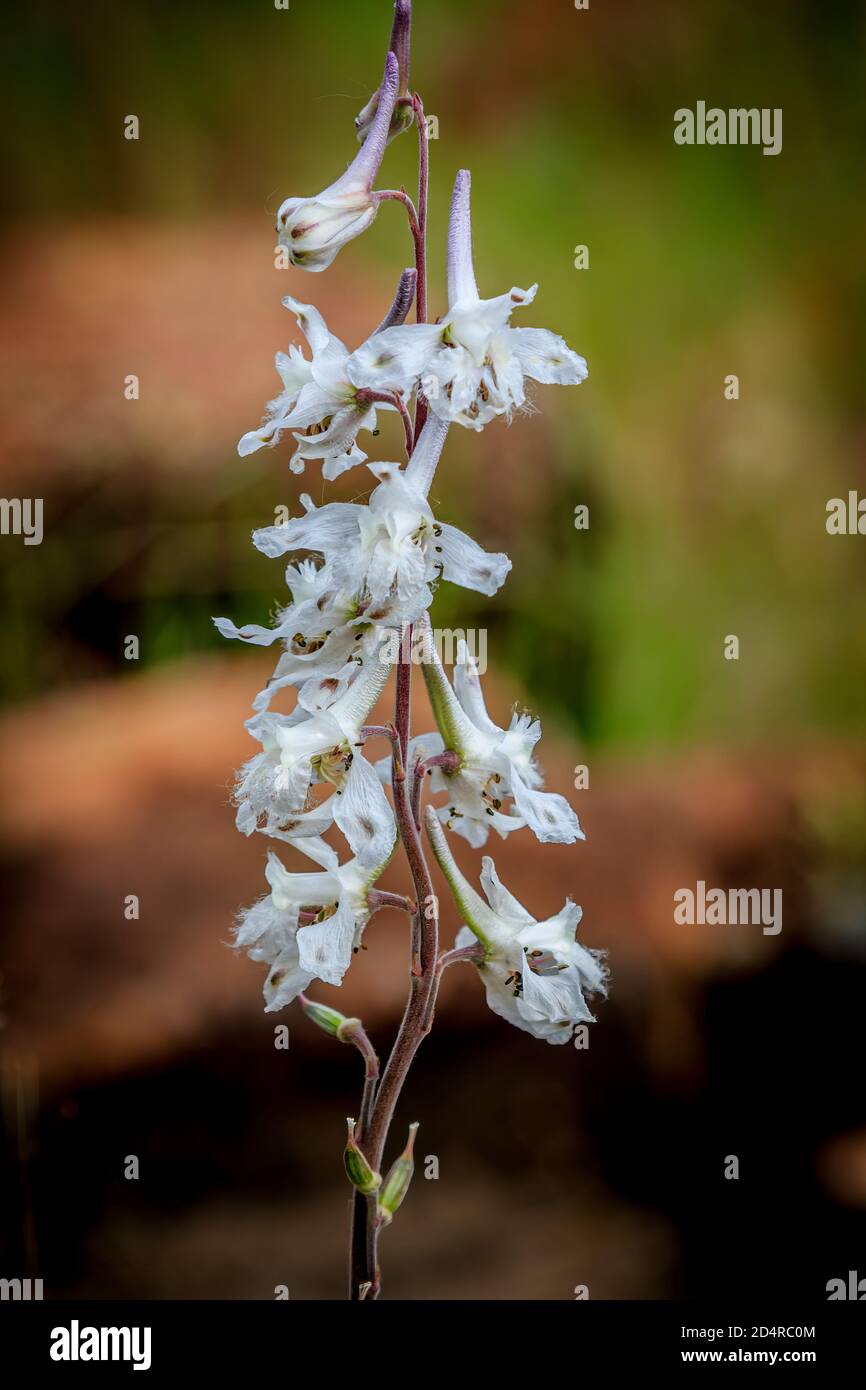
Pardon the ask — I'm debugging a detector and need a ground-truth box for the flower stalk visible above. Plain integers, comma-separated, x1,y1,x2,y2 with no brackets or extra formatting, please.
219,0,601,1303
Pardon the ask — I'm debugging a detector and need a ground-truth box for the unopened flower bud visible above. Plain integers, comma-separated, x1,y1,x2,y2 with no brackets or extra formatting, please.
355,93,414,148
378,1121,418,1224
277,189,378,273
276,52,400,273
343,1118,381,1195
356,1,412,147
299,995,354,1038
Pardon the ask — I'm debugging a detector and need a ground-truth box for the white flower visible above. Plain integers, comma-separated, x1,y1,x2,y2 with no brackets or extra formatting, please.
237,294,414,478
348,169,588,430
277,52,400,271
236,843,387,1012
215,558,387,715
217,414,476,722
233,652,396,868
425,808,606,1044
417,614,583,846
251,416,511,625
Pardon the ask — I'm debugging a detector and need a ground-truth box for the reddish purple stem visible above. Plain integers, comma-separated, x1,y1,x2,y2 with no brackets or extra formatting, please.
355,387,414,458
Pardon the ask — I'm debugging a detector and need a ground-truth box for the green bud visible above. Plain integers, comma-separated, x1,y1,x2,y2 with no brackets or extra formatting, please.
299,995,358,1039
379,1122,419,1224
343,1118,381,1195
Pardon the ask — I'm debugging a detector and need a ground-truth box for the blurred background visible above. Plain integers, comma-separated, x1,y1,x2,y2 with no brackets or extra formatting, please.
1,0,864,1299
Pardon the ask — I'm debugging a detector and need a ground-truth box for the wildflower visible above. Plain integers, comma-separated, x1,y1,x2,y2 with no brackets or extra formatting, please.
349,169,588,430
251,418,511,625
233,653,396,865
418,615,583,846
237,292,415,477
236,844,389,1010
425,808,606,1043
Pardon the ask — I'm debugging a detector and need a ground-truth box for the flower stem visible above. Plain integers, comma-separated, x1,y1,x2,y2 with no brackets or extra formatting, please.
412,92,429,435
368,888,417,915
348,72,437,1306
375,188,422,246
355,387,414,458
412,94,428,327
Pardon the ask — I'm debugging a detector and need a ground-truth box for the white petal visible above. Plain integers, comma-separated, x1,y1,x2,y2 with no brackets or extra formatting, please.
274,349,313,400
212,615,282,647
434,523,511,597
264,851,334,911
453,639,501,736
285,833,341,872
448,284,538,351
252,500,363,558
348,322,443,391
509,766,584,845
308,345,353,399
479,856,534,929
518,900,583,959
296,897,358,987
333,755,396,869
510,327,588,385
291,406,372,476
264,942,313,1012
518,966,595,1033
281,296,332,357
478,961,535,1033
238,427,271,457
234,894,285,954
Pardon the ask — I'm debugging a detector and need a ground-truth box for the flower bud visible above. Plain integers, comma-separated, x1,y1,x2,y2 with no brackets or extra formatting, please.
277,189,378,273
378,1122,418,1225
299,995,357,1038
275,52,400,274
355,0,412,146
343,1118,381,1195
355,93,414,148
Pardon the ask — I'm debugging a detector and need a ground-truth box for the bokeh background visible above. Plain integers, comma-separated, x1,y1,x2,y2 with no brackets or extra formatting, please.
1,0,864,1299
